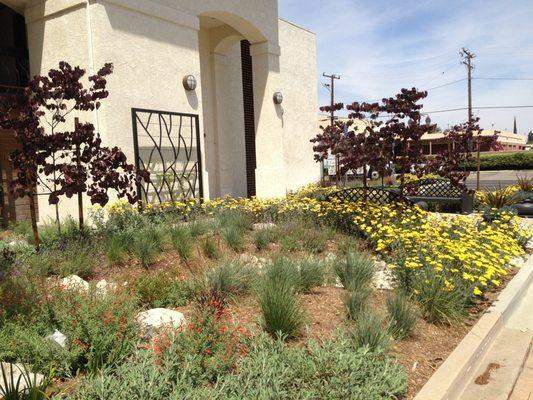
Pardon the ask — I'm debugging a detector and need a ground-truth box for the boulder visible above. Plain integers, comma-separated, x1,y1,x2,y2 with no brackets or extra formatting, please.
60,275,89,292
0,363,43,394
136,308,186,339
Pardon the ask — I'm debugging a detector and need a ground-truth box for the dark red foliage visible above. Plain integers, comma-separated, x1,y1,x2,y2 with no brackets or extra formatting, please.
0,62,149,228
312,88,433,193
426,118,499,190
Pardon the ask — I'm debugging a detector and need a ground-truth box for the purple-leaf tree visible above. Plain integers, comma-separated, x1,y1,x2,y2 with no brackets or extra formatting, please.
0,62,149,247
426,118,499,191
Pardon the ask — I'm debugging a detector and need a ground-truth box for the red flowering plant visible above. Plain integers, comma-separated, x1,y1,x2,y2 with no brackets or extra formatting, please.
38,283,138,374
154,293,252,385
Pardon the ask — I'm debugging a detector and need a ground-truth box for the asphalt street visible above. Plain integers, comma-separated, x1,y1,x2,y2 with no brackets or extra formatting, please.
465,170,532,190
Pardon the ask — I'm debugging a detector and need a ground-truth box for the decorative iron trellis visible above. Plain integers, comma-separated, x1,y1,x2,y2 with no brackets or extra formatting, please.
131,108,203,204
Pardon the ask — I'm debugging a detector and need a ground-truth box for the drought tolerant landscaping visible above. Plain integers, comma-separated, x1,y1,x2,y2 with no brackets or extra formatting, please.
0,185,531,399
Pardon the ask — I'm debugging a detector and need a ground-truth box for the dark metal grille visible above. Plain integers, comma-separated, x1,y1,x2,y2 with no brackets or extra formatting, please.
131,108,203,204
326,187,406,205
241,40,257,197
404,178,463,198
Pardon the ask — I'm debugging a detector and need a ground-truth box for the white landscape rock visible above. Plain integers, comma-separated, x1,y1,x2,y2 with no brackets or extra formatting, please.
0,363,43,393
60,275,89,292
47,329,67,348
374,269,395,290
136,308,186,339
252,222,276,231
95,279,117,295
238,254,267,269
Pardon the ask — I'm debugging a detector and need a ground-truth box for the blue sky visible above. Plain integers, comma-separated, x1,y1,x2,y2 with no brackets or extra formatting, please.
278,0,533,135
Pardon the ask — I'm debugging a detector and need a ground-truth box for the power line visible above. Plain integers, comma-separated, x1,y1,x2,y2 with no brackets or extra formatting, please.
426,78,467,91
474,77,533,81
424,105,533,114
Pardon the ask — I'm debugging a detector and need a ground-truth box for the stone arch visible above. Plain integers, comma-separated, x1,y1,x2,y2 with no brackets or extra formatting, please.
199,10,267,44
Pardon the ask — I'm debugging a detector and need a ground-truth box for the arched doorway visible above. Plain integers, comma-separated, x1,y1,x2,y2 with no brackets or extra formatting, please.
198,14,264,198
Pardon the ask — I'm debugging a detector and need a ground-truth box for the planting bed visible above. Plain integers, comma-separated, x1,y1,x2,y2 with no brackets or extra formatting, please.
0,186,531,399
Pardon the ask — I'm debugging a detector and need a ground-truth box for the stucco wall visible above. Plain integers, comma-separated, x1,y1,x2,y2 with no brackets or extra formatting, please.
278,18,320,191
21,0,318,223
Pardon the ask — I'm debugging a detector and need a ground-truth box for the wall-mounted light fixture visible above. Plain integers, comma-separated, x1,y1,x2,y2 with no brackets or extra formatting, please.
183,75,197,91
273,91,283,104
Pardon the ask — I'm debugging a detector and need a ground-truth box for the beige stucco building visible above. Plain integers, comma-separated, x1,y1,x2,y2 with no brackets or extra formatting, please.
0,0,319,224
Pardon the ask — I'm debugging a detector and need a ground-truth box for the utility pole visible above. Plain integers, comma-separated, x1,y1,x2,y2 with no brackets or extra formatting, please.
322,73,341,185
323,73,340,127
460,48,480,190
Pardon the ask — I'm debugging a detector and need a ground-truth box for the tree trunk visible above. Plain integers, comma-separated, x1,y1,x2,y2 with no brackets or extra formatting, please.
28,192,40,249
362,164,368,202
76,143,84,230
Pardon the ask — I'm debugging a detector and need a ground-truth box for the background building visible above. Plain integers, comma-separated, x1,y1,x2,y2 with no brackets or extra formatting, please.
0,0,319,224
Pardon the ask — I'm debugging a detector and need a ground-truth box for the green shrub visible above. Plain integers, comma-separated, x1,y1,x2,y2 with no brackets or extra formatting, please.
461,151,533,171
345,288,372,320
258,263,304,339
280,234,302,252
352,312,390,351
134,272,174,308
0,321,74,377
222,226,245,252
302,228,330,254
202,237,219,259
298,259,326,293
334,252,375,291
338,237,360,256
41,287,139,374
169,225,192,261
59,242,97,279
413,268,469,324
73,334,407,400
253,228,275,250
105,234,129,265
386,292,418,339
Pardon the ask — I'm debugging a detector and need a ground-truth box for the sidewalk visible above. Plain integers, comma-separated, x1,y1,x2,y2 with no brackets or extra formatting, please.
458,277,533,400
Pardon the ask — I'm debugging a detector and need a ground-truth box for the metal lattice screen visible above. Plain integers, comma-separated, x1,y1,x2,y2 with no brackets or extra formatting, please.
326,187,405,205
132,108,203,204
404,179,463,198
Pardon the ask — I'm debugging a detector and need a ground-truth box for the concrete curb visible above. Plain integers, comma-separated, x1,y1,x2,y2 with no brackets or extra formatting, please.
414,253,533,400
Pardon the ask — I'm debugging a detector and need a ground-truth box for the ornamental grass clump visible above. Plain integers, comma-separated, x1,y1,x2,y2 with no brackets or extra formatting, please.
205,262,256,302
345,288,372,320
386,292,418,339
253,228,276,250
169,225,192,261
131,235,159,269
202,236,219,259
352,312,390,352
333,251,375,291
222,225,245,252
258,259,304,339
298,259,326,293
413,267,469,324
